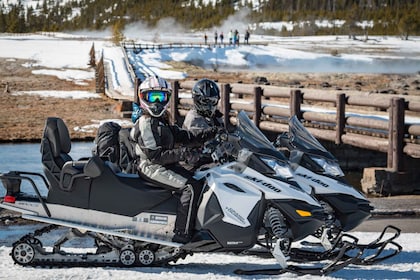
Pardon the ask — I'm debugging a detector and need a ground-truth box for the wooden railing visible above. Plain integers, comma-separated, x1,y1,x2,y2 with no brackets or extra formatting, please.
122,41,266,52
169,80,420,173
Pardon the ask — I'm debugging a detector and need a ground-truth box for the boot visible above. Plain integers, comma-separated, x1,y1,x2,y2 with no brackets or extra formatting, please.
172,230,191,244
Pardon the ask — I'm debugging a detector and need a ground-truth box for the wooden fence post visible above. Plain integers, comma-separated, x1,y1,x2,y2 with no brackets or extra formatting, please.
290,89,302,119
221,83,231,129
170,81,180,125
89,42,96,67
387,97,405,172
253,87,263,127
95,55,105,94
336,93,346,144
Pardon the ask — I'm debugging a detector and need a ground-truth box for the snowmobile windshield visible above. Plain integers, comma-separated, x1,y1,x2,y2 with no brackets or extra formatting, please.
288,115,335,161
235,111,288,161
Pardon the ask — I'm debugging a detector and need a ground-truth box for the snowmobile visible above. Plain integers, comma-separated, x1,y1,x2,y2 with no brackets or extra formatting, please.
0,114,360,275
250,115,402,265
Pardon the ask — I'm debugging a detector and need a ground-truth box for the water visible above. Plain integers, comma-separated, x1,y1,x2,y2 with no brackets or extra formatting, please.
0,142,94,196
0,141,365,197
219,57,420,74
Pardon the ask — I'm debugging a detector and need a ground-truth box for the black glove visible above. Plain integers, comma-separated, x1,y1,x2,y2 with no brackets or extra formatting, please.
215,127,228,142
182,147,201,165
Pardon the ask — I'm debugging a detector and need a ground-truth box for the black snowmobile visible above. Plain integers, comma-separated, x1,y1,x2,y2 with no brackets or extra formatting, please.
0,115,361,275
240,115,402,267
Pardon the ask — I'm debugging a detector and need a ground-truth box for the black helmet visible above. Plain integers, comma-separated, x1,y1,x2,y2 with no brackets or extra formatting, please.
192,78,220,118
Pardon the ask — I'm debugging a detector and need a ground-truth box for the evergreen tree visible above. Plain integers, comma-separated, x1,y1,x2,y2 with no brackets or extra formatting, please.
0,0,418,35
112,20,125,45
398,6,420,39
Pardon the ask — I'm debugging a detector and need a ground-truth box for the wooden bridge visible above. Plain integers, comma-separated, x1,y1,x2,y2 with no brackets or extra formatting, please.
93,43,420,195
170,80,420,172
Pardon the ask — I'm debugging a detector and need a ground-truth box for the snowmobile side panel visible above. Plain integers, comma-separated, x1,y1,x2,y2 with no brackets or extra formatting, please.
22,214,182,247
197,189,262,251
0,201,39,216
271,199,325,241
320,193,372,231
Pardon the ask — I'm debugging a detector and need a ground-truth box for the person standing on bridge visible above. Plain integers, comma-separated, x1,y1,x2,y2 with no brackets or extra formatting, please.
245,30,250,44
131,76,218,244
219,32,224,45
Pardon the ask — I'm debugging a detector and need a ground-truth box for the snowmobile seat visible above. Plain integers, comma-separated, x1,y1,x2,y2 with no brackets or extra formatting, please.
41,117,88,192
87,159,177,216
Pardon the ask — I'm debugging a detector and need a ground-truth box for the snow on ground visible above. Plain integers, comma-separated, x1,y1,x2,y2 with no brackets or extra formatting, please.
0,32,420,279
1,32,420,100
0,224,419,280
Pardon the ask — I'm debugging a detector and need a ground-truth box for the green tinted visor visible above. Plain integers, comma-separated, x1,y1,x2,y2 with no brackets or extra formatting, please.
142,90,170,103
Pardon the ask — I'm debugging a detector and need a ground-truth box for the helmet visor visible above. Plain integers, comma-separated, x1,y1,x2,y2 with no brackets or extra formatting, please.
142,90,170,103
198,96,219,106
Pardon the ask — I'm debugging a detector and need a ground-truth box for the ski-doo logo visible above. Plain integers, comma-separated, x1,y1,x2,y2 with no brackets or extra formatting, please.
225,207,246,224
296,173,329,188
244,175,281,193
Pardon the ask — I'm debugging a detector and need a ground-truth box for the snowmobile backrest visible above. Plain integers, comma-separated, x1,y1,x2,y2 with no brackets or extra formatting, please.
59,156,105,192
58,156,105,191
41,117,73,189
83,156,105,178
42,117,72,160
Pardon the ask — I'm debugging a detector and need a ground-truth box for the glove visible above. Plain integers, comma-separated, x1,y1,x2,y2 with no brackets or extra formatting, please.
215,127,228,142
182,147,201,165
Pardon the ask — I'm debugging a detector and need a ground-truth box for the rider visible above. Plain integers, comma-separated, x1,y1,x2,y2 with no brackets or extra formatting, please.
183,78,224,135
130,76,217,244
182,78,225,169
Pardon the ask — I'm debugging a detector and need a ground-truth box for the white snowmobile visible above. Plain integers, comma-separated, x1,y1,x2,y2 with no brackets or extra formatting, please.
266,115,402,265
0,114,359,276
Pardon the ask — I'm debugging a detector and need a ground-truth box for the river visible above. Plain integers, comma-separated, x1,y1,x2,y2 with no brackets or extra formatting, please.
0,142,94,196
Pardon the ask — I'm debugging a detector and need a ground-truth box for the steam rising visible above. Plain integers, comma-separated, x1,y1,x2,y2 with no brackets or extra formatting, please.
216,8,252,35
124,18,188,42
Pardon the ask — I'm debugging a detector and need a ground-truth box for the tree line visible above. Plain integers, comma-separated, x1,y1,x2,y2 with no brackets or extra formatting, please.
0,0,419,38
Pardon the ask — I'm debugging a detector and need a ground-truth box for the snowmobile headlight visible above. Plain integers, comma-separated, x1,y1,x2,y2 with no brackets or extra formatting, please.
310,156,344,177
261,157,294,179
296,209,312,217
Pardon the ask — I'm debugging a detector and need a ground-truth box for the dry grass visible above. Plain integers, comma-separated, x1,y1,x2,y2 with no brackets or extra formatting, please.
1,58,419,142
0,58,121,142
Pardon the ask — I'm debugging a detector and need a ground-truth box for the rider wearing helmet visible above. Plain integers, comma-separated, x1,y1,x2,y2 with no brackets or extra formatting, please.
183,78,224,136
131,76,217,244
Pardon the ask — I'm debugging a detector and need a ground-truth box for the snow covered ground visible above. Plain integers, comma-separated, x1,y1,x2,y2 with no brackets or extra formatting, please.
0,31,420,279
1,32,420,101
0,224,419,280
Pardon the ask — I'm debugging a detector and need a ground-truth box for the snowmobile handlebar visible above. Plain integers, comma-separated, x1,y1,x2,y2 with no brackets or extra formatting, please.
203,131,241,163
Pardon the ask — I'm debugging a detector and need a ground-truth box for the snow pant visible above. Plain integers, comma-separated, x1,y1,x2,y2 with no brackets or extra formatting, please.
138,161,202,235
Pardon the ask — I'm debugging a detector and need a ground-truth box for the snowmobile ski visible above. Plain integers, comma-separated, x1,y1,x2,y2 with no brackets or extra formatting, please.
234,240,362,276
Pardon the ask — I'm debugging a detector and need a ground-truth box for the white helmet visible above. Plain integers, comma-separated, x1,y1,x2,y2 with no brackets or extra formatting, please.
138,76,172,117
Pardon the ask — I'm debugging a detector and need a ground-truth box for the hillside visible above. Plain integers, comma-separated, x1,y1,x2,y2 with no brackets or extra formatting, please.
1,0,419,37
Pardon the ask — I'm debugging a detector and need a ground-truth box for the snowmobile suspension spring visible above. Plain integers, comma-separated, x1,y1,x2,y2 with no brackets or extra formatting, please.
267,207,287,238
